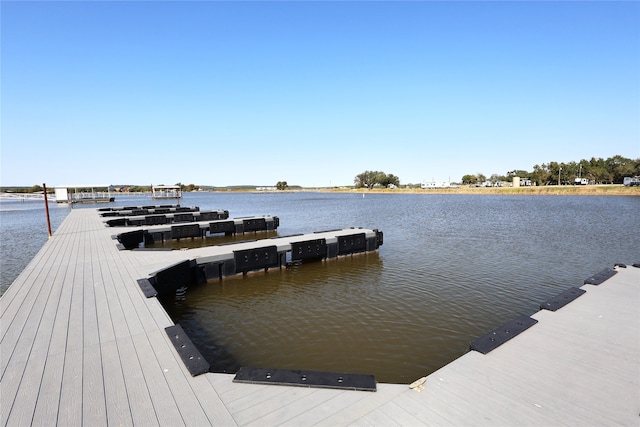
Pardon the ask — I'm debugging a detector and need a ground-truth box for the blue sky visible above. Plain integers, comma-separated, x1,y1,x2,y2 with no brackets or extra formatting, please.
2,1,638,187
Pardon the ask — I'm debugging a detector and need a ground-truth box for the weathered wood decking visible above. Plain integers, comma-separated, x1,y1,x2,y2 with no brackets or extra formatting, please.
2,208,638,426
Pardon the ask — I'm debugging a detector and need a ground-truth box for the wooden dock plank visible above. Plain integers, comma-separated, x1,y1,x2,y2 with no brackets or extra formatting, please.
97,240,145,340
414,355,560,425
188,374,239,426
215,380,273,404
243,388,347,427
101,340,133,426
358,400,426,427
64,230,84,354
1,235,76,427
126,333,186,426
4,280,69,427
30,352,65,426
279,389,370,427
82,344,106,425
231,386,318,425
82,234,101,350
146,329,211,426
46,232,81,357
387,391,455,426
221,381,291,415
90,233,117,345
57,348,83,427
116,335,161,426
104,257,146,338
350,401,408,427
114,254,174,332
314,384,408,426
0,232,70,377
1,362,25,426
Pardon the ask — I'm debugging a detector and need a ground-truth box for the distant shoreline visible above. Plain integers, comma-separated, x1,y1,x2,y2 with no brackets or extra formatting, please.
4,184,634,198
289,184,640,196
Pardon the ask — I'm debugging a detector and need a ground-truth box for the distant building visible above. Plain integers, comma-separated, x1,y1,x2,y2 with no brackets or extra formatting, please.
421,181,456,189
623,176,640,186
512,177,532,187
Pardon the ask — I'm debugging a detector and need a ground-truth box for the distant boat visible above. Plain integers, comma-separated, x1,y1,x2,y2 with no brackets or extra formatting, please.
151,185,183,200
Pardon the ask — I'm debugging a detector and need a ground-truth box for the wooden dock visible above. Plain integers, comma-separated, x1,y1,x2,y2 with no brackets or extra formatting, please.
2,208,638,426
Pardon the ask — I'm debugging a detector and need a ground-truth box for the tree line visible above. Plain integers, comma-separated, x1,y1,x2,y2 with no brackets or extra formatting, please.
464,155,639,186
353,155,638,189
354,171,400,189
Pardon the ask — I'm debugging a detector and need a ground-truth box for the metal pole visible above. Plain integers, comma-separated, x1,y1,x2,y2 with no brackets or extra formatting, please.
558,167,562,186
43,183,53,238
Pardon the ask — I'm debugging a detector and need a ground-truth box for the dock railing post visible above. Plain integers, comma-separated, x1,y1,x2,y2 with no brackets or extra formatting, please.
43,183,53,238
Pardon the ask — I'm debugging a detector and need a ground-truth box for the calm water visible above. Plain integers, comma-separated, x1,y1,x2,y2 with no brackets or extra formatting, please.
2,193,639,383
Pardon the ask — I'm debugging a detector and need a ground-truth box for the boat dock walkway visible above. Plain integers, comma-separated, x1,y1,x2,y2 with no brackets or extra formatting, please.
2,208,638,425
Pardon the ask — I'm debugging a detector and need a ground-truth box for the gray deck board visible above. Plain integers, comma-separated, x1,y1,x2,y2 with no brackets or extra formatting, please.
1,232,69,376
243,388,343,426
126,332,186,426
231,386,319,425
31,352,65,426
145,329,211,426
279,389,371,427
57,348,83,427
92,235,117,345
1,208,638,426
115,335,160,426
82,344,107,425
101,339,133,426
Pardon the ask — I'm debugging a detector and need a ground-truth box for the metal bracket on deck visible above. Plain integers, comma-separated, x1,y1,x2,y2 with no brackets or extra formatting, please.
233,367,377,392
470,315,538,354
165,324,210,376
540,287,586,311
583,268,617,285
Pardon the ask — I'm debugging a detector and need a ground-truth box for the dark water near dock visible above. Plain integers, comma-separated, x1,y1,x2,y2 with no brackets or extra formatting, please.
2,192,639,383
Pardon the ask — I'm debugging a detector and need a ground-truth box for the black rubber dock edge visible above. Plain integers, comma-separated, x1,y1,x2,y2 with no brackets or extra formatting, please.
165,324,210,376
136,278,158,298
233,367,377,392
540,287,586,311
470,315,538,354
583,268,617,285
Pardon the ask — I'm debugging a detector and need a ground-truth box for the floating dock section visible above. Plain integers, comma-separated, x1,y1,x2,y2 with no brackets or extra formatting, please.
114,215,280,249
99,204,182,217
103,207,222,227
137,227,383,297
